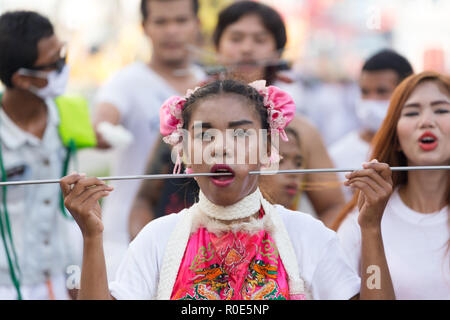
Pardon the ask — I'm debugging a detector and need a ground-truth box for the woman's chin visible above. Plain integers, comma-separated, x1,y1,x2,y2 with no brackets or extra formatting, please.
204,191,239,207
407,154,450,167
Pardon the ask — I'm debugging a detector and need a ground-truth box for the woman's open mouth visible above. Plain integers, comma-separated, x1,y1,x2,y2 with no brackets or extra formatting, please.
418,131,438,151
210,164,235,187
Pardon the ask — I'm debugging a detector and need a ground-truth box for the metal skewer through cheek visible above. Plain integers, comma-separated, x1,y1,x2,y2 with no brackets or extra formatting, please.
0,166,448,187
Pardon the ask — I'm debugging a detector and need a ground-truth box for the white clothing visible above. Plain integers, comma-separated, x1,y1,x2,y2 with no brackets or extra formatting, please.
0,274,70,300
109,205,361,300
302,82,361,146
273,80,306,116
94,62,205,280
0,100,81,288
337,188,450,300
329,130,371,201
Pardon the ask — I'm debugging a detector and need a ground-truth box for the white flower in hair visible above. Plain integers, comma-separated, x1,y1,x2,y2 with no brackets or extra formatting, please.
185,86,201,98
248,79,296,142
248,80,268,92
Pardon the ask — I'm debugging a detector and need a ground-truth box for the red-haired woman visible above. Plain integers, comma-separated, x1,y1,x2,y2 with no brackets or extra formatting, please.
334,71,450,299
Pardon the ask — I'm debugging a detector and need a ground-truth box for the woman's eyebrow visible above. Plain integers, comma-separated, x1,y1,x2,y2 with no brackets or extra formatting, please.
191,122,212,130
403,102,421,108
228,120,254,127
403,100,450,108
430,100,450,106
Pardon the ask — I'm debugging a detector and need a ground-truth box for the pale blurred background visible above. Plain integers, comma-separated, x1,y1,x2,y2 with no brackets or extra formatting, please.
1,0,449,176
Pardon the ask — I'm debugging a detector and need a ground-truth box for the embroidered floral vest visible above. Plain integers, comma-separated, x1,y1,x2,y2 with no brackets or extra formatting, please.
171,208,290,300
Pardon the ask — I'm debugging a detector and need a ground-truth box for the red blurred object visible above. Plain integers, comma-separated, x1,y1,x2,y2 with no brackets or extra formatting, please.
423,48,445,73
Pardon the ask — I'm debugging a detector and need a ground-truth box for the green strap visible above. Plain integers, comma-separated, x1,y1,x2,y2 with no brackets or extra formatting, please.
0,143,22,300
59,139,76,219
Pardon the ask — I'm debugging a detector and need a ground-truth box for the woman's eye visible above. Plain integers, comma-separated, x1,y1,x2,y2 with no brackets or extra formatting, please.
203,132,213,140
233,129,247,137
435,109,450,114
176,17,188,24
195,132,212,140
230,36,243,43
402,111,419,117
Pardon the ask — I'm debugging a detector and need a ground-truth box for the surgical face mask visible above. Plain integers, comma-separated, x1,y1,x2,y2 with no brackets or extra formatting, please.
17,64,70,100
355,99,390,132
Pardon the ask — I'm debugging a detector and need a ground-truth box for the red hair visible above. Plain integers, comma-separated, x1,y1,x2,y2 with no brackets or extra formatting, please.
332,71,450,230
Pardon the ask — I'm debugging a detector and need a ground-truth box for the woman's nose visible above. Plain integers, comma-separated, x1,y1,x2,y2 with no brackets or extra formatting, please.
418,109,436,129
209,136,231,159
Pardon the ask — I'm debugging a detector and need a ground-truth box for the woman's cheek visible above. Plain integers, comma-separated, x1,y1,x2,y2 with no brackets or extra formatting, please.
396,118,414,153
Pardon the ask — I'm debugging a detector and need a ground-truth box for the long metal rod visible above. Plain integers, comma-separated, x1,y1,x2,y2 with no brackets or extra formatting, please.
249,165,450,175
0,166,448,187
0,172,233,187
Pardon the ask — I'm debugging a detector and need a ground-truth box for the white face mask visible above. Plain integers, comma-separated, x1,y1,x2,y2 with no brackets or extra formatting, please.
355,99,390,132
17,64,70,100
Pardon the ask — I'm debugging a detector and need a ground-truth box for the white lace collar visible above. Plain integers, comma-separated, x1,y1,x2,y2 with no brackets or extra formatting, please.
197,188,262,221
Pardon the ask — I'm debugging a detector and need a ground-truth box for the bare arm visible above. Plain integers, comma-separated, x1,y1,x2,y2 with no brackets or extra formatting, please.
92,102,121,149
289,115,345,227
128,139,171,240
345,160,395,300
60,174,115,300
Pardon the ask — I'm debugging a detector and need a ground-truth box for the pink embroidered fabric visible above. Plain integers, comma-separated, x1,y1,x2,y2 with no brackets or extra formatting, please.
171,210,291,300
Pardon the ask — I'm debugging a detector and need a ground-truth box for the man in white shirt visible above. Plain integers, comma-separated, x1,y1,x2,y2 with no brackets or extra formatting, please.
93,0,204,280
0,11,81,299
329,49,413,201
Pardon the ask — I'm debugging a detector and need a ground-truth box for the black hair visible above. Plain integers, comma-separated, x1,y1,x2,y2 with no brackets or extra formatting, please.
362,49,414,83
213,1,286,52
0,11,54,88
140,0,199,22
213,1,287,85
182,79,269,131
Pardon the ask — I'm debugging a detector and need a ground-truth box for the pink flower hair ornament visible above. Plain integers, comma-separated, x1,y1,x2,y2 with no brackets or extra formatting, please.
159,81,296,174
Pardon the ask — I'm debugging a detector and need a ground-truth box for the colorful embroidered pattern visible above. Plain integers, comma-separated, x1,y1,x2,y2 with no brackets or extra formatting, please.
171,224,290,300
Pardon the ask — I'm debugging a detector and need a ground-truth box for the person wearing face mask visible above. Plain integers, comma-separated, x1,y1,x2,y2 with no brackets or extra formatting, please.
93,0,206,282
0,11,96,299
329,49,413,201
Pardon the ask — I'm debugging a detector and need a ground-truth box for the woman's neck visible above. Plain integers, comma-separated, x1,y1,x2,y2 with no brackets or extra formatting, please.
198,188,262,222
399,170,449,213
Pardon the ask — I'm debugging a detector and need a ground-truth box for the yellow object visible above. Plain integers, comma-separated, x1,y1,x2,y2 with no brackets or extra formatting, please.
54,95,97,149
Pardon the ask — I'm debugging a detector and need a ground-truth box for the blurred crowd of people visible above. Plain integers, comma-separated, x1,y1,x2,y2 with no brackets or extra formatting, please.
0,0,448,300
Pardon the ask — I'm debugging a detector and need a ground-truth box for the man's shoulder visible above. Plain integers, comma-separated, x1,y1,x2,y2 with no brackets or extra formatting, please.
108,62,156,81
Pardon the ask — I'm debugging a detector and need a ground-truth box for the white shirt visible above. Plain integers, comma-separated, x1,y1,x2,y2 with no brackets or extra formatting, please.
109,205,361,300
0,100,80,288
301,82,361,146
337,188,450,300
94,62,205,279
329,130,371,201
